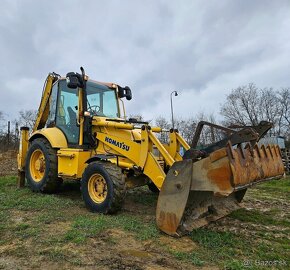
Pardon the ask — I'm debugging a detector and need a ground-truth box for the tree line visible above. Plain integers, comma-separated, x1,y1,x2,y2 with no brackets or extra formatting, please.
1,83,290,152
220,83,290,137
0,110,37,152
142,84,290,145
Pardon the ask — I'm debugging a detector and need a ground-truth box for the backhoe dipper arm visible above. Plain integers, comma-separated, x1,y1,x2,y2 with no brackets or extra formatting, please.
33,73,59,132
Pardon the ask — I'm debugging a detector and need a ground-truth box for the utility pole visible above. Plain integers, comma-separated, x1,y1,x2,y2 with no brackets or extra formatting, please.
170,91,178,129
7,121,10,148
15,122,19,149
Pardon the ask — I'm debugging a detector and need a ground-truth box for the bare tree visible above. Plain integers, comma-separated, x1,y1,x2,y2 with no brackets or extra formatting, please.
17,109,37,130
155,116,170,143
155,116,170,129
0,115,20,151
154,113,225,146
220,83,261,126
277,88,290,138
175,117,196,144
259,88,280,136
0,111,4,134
192,112,224,146
220,84,290,138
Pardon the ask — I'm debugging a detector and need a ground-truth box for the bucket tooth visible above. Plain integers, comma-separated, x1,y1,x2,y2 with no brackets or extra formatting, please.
237,144,245,159
226,141,235,160
271,145,278,157
276,145,282,156
261,144,268,158
244,143,254,157
266,145,273,158
254,144,261,158
273,145,278,157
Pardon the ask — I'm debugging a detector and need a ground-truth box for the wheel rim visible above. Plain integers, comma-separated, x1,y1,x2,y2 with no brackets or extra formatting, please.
29,149,46,182
88,173,108,203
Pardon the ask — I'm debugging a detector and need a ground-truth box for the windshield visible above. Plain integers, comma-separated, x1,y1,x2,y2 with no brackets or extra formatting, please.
86,81,119,118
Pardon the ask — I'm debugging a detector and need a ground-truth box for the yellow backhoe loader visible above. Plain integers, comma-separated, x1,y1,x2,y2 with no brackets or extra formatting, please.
17,67,284,236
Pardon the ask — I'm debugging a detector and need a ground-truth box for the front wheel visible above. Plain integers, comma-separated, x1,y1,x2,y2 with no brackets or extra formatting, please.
81,162,126,214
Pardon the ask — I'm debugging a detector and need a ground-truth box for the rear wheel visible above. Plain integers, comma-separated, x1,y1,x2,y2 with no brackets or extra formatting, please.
81,162,126,214
25,138,62,193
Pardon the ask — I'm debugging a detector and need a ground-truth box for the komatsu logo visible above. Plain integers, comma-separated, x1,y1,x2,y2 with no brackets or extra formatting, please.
105,137,130,151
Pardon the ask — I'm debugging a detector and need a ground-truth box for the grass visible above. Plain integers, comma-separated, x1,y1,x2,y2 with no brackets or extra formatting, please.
229,208,290,226
128,187,159,206
0,175,289,269
38,247,84,266
65,215,108,244
189,229,248,265
223,260,245,270
14,223,41,239
65,214,159,244
169,250,204,266
191,229,236,249
187,227,289,270
257,178,290,192
36,210,70,224
115,214,159,240
247,177,290,201
0,177,78,211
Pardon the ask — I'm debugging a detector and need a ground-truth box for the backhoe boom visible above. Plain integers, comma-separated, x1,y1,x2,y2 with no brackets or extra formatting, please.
33,73,59,132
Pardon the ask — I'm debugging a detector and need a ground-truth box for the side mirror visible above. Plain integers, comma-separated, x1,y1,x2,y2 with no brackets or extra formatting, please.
66,72,84,89
118,85,132,100
124,86,132,100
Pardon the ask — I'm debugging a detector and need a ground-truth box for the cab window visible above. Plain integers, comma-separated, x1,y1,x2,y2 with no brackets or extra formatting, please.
56,80,79,144
86,82,119,118
46,82,58,127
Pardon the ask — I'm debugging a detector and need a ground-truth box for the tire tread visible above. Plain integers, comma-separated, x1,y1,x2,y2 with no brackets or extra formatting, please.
26,138,61,193
98,161,126,213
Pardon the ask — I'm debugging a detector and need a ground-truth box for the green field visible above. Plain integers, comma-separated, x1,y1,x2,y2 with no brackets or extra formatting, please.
0,176,289,270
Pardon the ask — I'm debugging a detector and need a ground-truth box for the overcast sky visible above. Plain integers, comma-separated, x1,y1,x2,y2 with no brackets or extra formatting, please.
1,0,290,123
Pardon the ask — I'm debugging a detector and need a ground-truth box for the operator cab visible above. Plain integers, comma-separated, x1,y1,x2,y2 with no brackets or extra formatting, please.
46,79,121,145
46,69,132,146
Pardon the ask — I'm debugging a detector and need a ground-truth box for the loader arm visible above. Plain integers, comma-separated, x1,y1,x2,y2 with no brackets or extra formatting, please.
94,125,175,189
92,119,191,189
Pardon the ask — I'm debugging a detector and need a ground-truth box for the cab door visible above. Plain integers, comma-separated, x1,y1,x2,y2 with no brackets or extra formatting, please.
55,80,80,145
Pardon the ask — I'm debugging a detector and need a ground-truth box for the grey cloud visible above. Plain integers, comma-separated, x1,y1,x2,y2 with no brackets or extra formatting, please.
0,0,289,122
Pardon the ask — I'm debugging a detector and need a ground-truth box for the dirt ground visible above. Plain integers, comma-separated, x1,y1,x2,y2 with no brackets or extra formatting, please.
0,150,18,177
0,152,289,270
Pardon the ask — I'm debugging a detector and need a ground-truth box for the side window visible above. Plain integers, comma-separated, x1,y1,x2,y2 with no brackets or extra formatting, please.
103,91,119,118
46,82,58,127
56,80,79,144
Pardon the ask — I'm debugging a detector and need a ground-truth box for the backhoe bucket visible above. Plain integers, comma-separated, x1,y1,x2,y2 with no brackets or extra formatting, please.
156,143,284,236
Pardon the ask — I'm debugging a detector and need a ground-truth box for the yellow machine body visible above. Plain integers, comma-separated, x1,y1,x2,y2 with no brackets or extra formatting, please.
17,71,285,236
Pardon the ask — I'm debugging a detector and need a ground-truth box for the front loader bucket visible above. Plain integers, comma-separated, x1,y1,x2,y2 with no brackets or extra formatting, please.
156,143,284,236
